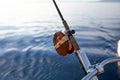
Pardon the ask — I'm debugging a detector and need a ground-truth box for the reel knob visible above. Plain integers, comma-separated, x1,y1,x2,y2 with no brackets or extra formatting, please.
71,30,75,34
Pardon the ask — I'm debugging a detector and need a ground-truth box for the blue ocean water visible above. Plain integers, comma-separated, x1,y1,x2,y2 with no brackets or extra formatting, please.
0,2,120,80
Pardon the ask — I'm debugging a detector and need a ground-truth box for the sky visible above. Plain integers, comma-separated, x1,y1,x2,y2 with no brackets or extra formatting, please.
0,0,119,26
57,0,120,2
0,0,119,3
98,0,120,1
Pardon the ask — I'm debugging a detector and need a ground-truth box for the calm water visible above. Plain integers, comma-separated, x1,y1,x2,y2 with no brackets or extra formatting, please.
0,2,120,80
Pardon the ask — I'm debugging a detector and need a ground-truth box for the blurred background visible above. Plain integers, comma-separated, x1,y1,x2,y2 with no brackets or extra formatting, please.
0,0,120,80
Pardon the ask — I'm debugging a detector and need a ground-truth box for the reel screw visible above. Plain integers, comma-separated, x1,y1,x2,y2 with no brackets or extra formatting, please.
71,30,75,34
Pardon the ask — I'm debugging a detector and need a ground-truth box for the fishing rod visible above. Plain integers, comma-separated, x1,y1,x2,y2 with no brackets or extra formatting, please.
52,0,120,80
52,0,98,80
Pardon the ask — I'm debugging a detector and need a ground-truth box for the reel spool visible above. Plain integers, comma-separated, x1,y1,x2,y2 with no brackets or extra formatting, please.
53,31,74,56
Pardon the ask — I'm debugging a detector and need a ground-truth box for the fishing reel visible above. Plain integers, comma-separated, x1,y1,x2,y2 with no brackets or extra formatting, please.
53,30,75,56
